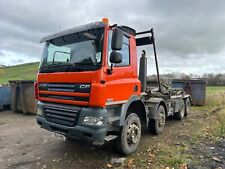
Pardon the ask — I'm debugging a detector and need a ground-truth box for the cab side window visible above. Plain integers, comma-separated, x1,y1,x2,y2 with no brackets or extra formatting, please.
108,31,130,66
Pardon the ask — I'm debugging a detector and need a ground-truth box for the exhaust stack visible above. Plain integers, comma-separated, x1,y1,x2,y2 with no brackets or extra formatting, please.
139,50,147,92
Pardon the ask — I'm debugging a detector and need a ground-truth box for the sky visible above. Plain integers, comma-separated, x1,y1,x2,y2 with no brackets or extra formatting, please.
0,0,225,75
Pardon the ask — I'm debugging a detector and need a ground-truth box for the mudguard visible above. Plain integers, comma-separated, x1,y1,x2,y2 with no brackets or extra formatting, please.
119,95,145,126
146,97,167,120
183,94,191,99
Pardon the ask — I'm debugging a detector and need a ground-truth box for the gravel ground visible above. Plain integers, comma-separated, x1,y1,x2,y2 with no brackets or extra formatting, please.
0,110,120,169
0,109,224,169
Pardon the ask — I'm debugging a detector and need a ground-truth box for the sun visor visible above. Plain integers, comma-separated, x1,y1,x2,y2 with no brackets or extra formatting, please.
40,21,106,43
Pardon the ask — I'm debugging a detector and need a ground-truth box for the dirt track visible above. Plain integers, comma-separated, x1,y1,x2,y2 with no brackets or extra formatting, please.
0,109,224,169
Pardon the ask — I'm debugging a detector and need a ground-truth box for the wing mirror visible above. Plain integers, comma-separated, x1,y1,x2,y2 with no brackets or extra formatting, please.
110,51,122,64
107,51,122,75
111,28,123,50
107,28,123,75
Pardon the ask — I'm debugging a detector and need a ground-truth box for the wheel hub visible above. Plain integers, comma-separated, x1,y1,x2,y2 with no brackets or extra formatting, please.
127,123,140,145
158,111,165,128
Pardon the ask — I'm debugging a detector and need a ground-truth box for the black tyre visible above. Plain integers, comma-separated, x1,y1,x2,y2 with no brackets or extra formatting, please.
184,98,191,116
175,100,185,120
148,105,166,135
116,113,141,155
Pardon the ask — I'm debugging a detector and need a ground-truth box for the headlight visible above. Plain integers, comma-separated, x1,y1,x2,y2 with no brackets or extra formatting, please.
36,101,44,116
37,107,43,115
83,116,104,126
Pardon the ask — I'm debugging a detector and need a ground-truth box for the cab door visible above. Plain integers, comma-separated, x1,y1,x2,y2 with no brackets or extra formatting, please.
104,31,140,106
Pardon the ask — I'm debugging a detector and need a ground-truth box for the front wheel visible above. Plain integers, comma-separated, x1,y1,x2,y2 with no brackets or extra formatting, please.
116,113,141,155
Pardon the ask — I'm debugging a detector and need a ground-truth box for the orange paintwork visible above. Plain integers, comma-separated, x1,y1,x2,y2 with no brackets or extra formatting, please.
37,25,141,107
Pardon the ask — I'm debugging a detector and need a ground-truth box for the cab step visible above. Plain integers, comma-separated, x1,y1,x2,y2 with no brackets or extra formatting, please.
104,135,118,142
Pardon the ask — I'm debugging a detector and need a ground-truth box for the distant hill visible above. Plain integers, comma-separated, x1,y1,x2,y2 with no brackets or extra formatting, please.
0,62,39,84
0,64,6,67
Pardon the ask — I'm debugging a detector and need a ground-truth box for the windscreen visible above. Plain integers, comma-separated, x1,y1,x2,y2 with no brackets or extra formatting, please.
39,27,104,73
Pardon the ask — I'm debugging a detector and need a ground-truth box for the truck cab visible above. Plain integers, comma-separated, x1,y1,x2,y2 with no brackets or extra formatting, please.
36,18,190,155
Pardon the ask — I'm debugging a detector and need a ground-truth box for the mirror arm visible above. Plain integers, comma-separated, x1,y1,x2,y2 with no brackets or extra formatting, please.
107,63,113,75
111,63,113,74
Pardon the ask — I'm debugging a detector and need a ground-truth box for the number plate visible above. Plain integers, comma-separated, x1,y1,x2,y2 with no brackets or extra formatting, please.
51,132,66,141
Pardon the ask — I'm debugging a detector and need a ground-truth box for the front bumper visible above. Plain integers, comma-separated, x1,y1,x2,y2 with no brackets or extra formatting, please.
36,106,108,144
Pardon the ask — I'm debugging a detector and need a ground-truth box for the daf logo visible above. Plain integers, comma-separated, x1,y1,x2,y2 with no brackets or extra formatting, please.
80,84,90,89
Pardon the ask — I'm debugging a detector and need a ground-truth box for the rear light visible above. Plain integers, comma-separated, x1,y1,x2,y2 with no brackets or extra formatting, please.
34,82,39,99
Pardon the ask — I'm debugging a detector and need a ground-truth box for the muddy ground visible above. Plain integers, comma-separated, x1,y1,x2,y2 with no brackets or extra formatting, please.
0,107,224,169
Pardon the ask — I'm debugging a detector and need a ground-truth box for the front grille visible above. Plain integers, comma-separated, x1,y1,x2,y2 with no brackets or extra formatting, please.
44,103,81,127
40,94,89,102
38,83,91,104
39,83,91,93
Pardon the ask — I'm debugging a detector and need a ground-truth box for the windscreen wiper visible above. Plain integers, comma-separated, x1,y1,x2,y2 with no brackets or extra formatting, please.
43,62,71,68
65,63,84,72
65,62,99,72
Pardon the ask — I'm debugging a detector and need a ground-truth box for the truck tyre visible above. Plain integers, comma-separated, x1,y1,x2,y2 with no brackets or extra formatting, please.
148,105,166,135
184,98,191,116
175,100,185,120
116,113,141,155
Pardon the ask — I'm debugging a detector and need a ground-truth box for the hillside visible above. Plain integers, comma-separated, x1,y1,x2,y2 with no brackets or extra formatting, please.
0,62,39,84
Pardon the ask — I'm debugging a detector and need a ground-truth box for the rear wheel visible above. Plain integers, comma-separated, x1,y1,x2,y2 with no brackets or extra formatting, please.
175,100,185,120
116,113,141,155
184,98,191,116
149,105,166,135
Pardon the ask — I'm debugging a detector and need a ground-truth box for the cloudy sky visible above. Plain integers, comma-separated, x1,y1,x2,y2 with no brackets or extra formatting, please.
0,0,225,74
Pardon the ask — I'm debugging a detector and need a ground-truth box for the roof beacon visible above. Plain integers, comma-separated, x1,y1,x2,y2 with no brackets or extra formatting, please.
102,18,109,24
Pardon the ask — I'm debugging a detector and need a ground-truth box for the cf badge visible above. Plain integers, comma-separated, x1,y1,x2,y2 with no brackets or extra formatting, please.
80,84,90,89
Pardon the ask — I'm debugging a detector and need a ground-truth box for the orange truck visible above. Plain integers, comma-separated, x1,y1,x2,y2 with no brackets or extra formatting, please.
35,18,190,155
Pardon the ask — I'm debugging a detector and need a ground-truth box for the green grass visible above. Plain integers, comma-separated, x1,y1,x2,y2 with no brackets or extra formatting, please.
206,86,225,107
0,62,39,84
156,145,192,169
206,86,225,96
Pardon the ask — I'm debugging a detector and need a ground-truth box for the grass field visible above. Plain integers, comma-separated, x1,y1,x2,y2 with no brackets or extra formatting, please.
0,62,39,84
206,86,225,95
206,86,225,107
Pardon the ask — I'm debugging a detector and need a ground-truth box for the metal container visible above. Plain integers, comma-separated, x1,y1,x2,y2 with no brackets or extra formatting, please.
9,80,36,114
0,86,11,109
172,79,206,106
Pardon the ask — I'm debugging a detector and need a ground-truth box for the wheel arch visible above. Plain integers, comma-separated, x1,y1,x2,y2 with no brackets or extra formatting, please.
119,95,147,126
147,97,168,120
183,94,191,104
